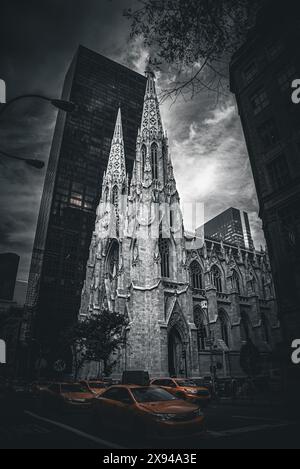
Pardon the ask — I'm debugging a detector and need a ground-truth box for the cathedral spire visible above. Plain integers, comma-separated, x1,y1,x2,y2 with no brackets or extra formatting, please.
141,59,163,140
106,108,126,183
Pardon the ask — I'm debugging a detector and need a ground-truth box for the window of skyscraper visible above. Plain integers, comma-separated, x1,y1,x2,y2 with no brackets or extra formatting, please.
266,40,284,61
250,88,270,115
257,119,280,150
243,61,258,84
267,155,290,192
278,64,297,91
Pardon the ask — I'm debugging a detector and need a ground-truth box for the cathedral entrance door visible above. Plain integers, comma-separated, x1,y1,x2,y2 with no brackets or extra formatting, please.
168,327,185,377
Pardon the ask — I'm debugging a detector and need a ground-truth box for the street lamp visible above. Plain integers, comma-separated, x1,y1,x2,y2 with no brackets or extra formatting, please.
0,94,75,118
200,299,216,394
0,149,45,169
0,94,74,168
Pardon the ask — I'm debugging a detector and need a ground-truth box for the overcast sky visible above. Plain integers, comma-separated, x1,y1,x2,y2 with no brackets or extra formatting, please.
0,0,265,282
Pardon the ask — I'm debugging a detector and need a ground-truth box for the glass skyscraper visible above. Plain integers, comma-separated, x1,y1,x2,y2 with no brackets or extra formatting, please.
202,207,255,250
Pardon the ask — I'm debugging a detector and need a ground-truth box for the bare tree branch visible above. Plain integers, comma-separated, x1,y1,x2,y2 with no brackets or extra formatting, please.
124,0,261,101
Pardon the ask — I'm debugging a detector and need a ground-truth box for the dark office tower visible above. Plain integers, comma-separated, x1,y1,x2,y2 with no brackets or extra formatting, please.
202,208,254,250
230,2,300,345
24,47,146,365
0,253,20,301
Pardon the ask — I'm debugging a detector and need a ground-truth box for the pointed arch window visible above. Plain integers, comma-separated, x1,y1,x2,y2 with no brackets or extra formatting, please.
107,240,119,280
194,305,207,351
159,235,170,278
262,276,267,299
261,313,270,344
219,310,229,347
190,261,203,290
141,145,147,175
241,311,250,342
212,266,222,292
232,270,241,294
249,272,256,293
104,187,109,203
151,143,159,180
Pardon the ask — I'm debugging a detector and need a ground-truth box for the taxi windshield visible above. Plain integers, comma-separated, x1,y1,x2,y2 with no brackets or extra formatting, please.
132,387,178,403
61,384,87,393
175,379,197,387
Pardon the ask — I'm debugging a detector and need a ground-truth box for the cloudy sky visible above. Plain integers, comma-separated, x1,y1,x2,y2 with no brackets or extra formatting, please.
0,0,265,282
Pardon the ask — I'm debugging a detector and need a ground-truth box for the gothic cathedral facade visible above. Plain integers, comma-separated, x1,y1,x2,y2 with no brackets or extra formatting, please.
79,67,280,379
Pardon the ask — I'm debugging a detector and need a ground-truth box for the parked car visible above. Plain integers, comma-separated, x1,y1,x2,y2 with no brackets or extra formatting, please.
39,382,94,411
91,385,205,442
192,377,214,394
80,380,108,396
151,378,211,407
30,380,52,396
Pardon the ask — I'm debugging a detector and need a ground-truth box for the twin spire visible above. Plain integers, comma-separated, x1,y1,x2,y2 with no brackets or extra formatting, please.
105,108,126,184
141,63,164,140
104,61,173,194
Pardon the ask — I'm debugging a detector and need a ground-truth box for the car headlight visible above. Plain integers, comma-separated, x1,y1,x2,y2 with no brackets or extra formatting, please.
66,398,87,403
186,389,198,395
154,413,177,421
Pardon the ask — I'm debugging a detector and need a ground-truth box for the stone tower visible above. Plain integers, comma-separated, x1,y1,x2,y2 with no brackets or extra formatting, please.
80,108,128,318
80,65,199,378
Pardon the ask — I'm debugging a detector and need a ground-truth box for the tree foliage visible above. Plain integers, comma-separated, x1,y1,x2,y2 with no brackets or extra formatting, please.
64,310,129,378
124,0,261,100
83,310,129,377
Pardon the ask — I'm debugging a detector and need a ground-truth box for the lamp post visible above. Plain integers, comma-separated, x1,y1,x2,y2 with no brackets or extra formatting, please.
0,149,45,169
0,94,75,118
0,94,74,168
200,299,216,394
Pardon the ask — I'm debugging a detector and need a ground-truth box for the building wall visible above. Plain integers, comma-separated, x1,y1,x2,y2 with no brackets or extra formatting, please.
230,4,300,344
0,253,20,302
187,239,280,378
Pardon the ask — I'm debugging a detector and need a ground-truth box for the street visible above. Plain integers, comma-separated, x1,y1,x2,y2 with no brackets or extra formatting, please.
1,398,299,449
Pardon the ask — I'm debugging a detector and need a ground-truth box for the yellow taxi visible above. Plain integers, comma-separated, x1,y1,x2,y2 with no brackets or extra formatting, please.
151,378,211,407
80,380,108,396
39,382,94,411
91,384,205,442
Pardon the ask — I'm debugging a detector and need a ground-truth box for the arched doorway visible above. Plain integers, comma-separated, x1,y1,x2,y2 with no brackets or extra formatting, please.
167,302,190,378
168,327,185,377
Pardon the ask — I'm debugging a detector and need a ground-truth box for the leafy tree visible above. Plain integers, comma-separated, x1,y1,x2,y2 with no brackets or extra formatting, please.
83,310,129,377
124,0,263,100
64,310,129,379
62,320,89,380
